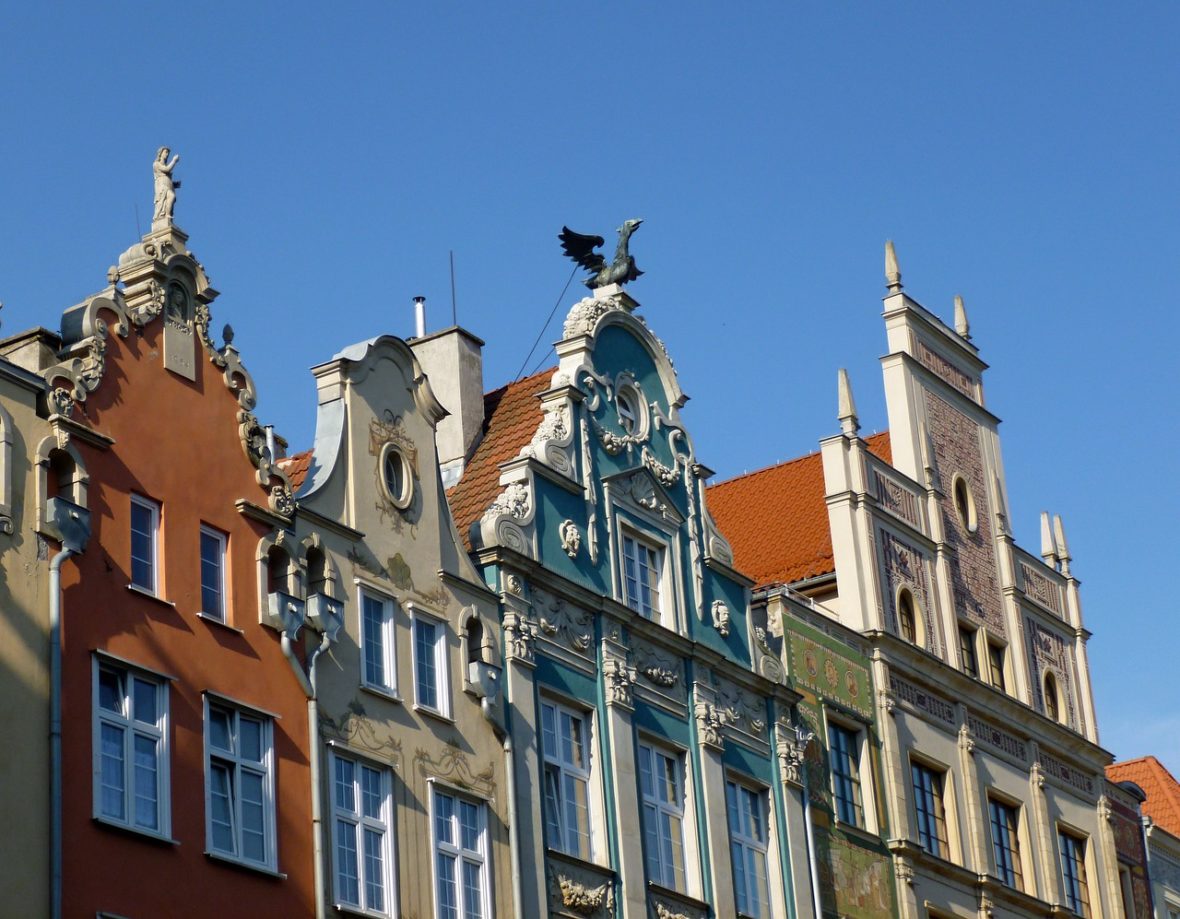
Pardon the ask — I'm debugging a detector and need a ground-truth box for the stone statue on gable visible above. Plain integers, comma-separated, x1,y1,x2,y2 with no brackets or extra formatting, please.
152,146,180,226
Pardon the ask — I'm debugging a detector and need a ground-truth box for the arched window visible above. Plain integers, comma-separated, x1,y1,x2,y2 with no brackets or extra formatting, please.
953,475,977,533
898,589,918,645
267,545,293,596
306,546,328,597
1044,673,1061,722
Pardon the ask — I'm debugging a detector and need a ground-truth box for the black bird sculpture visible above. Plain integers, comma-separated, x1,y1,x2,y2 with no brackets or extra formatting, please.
558,219,644,289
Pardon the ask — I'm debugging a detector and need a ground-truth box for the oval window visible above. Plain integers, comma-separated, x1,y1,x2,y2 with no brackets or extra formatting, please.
616,385,641,435
953,475,977,533
381,443,413,509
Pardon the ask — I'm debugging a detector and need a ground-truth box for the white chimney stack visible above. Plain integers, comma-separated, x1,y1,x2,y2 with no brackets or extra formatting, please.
413,295,426,339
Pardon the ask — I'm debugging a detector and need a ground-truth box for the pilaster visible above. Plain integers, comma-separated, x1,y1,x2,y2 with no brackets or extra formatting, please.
691,680,735,912
600,631,644,918
956,711,988,874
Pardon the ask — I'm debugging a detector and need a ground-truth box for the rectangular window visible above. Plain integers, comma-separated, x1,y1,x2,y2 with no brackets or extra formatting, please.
1059,830,1091,917
200,526,227,621
361,590,396,694
413,612,449,716
726,780,771,918
988,798,1023,890
988,642,1007,692
332,752,394,915
828,723,864,828
130,495,160,594
622,533,662,620
93,659,169,836
433,788,488,919
540,700,592,859
638,743,686,891
205,699,275,869
911,762,949,858
959,626,979,678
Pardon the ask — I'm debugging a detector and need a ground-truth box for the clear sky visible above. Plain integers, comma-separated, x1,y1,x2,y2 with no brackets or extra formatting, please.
3,4,1176,771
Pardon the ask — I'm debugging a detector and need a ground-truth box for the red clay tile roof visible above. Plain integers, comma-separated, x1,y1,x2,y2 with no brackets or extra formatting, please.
1107,757,1180,837
448,367,554,548
279,449,314,492
706,432,891,589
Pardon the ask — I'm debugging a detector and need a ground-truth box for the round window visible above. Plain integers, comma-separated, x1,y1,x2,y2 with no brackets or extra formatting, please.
952,475,977,533
381,443,413,509
615,383,645,436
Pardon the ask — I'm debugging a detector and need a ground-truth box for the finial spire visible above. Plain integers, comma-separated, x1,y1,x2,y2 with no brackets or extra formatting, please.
1053,514,1072,576
885,240,903,293
1040,512,1058,563
837,368,859,436
954,295,971,339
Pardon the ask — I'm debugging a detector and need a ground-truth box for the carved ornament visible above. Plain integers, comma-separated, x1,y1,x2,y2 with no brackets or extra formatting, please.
560,519,581,559
711,600,731,638
602,648,636,709
414,745,496,799
502,609,538,666
535,591,593,653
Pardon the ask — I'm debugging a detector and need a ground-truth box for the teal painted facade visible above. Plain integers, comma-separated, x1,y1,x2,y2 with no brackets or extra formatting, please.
465,286,813,918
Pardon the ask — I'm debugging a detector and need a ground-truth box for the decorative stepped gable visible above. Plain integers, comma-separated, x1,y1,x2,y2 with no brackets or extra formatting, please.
40,204,293,518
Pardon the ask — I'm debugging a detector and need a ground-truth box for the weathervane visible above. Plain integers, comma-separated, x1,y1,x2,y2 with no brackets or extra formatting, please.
558,219,644,289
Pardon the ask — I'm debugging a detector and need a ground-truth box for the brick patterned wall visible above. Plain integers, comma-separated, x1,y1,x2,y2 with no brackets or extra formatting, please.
1027,618,1083,734
879,528,942,657
924,391,1007,638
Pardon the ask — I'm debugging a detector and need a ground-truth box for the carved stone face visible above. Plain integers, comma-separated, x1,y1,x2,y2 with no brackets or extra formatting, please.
166,283,189,322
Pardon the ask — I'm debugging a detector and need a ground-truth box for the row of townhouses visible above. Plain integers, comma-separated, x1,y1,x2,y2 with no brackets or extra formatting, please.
0,155,1174,918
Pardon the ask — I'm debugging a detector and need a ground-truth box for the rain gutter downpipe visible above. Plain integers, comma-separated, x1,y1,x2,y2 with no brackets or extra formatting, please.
48,497,90,919
797,725,823,919
281,607,338,919
480,680,522,915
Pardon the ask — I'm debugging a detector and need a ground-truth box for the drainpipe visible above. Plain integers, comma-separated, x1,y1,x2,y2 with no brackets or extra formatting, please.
48,497,91,919
282,616,336,919
480,682,522,915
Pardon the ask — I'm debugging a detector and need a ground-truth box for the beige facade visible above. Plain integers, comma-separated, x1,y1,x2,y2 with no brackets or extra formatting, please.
0,352,56,915
277,333,513,918
817,258,1122,917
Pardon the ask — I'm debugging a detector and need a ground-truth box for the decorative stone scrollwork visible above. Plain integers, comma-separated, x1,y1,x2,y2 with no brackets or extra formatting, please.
752,627,784,683
562,292,628,339
1097,795,1113,823
523,401,573,474
642,446,679,487
560,519,581,559
710,600,731,638
958,723,976,756
413,745,496,799
879,688,897,717
776,718,812,788
502,609,538,666
320,708,403,762
602,648,636,709
535,591,593,653
593,419,642,457
894,857,914,886
633,643,680,688
693,684,729,751
478,479,533,555
47,388,75,417
654,902,692,919
1030,762,1046,790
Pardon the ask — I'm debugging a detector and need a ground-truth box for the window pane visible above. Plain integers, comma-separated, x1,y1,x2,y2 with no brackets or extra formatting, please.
363,827,386,911
98,667,124,714
459,800,481,852
363,595,387,686
416,618,439,709
336,819,360,906
209,708,232,752
239,717,263,763
130,500,155,591
336,756,356,812
210,762,235,853
240,770,266,862
132,678,157,725
462,859,484,919
133,733,159,829
200,529,224,619
361,765,383,820
100,723,126,819
436,793,455,845
437,852,458,919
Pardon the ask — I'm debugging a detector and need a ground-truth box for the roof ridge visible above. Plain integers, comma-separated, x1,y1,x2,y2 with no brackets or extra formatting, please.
483,365,556,400
710,430,890,491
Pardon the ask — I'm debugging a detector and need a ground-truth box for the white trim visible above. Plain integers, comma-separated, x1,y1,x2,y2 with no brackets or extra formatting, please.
359,586,398,696
637,740,688,892
725,776,772,919
330,750,396,916
202,695,278,871
430,786,491,919
91,655,171,839
129,494,160,595
410,607,450,718
540,698,596,861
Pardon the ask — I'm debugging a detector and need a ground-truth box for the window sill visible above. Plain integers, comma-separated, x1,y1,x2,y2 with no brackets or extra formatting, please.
93,815,179,846
360,684,402,705
832,817,883,845
205,849,286,879
334,904,391,918
126,584,176,608
196,611,244,634
413,703,454,725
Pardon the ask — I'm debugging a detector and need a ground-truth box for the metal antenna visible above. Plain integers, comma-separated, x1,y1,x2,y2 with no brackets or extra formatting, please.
449,250,458,326
134,203,142,237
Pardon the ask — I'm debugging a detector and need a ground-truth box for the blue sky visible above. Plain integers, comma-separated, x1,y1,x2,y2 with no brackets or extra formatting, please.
3,4,1176,770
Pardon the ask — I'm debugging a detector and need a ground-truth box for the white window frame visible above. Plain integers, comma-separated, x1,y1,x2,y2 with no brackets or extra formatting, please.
987,794,1025,891
130,494,160,595
540,698,595,861
621,528,665,622
638,741,688,892
1058,827,1092,917
203,695,277,870
199,525,227,622
411,605,450,718
431,786,490,919
726,778,772,919
359,587,397,696
331,750,396,916
92,656,170,839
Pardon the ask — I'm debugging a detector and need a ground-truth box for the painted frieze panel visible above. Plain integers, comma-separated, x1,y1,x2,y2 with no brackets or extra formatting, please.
878,528,942,656
321,705,403,765
532,586,595,665
815,830,895,919
630,636,687,712
924,392,1006,638
414,744,497,799
714,674,769,753
790,635,873,719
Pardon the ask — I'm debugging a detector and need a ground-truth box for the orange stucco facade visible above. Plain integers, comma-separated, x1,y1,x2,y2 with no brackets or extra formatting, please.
56,302,314,915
